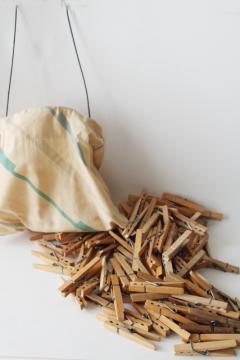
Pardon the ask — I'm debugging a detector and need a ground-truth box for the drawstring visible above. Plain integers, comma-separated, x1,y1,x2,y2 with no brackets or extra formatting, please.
6,5,18,117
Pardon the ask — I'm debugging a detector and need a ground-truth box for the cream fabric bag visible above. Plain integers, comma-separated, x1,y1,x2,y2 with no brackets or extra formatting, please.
0,106,126,234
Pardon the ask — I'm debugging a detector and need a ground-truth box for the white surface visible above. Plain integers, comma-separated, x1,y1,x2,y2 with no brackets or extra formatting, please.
0,0,240,359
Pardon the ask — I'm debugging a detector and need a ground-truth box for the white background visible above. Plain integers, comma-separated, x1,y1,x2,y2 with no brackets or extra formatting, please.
0,0,240,359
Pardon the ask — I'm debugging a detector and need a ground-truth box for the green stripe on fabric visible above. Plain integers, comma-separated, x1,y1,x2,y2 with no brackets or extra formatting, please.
48,107,86,164
0,148,96,232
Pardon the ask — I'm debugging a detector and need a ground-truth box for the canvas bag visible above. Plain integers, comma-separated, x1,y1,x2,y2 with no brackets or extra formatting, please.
0,106,127,234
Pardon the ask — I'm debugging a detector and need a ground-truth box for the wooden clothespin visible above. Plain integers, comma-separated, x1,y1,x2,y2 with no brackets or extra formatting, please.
190,333,240,345
111,274,124,322
172,294,228,310
132,229,143,272
109,231,133,253
59,256,101,295
147,308,191,341
163,230,192,260
110,257,129,290
177,250,206,277
99,256,107,291
104,320,156,350
113,252,136,281
174,339,237,356
144,300,197,326
129,282,184,295
162,192,204,212
155,206,170,252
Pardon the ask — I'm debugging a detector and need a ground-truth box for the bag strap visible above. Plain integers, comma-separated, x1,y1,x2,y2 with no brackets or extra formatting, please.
6,4,91,118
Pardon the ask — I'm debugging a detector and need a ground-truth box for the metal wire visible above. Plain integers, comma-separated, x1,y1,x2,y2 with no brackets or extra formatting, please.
6,5,18,117
6,4,91,118
65,4,91,118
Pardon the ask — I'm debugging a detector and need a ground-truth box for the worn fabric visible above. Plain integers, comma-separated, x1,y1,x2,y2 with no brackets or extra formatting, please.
0,106,126,234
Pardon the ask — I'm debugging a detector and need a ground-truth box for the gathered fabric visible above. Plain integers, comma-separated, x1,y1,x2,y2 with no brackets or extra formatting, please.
0,106,126,234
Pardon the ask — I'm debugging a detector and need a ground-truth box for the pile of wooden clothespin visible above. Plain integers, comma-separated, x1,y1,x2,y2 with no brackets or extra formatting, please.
30,192,240,355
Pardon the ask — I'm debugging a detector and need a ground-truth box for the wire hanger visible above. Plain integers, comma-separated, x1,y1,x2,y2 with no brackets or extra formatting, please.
5,3,91,118
65,3,91,118
5,5,18,117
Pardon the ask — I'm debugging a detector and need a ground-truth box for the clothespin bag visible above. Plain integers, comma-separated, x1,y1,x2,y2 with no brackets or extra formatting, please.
0,106,126,234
